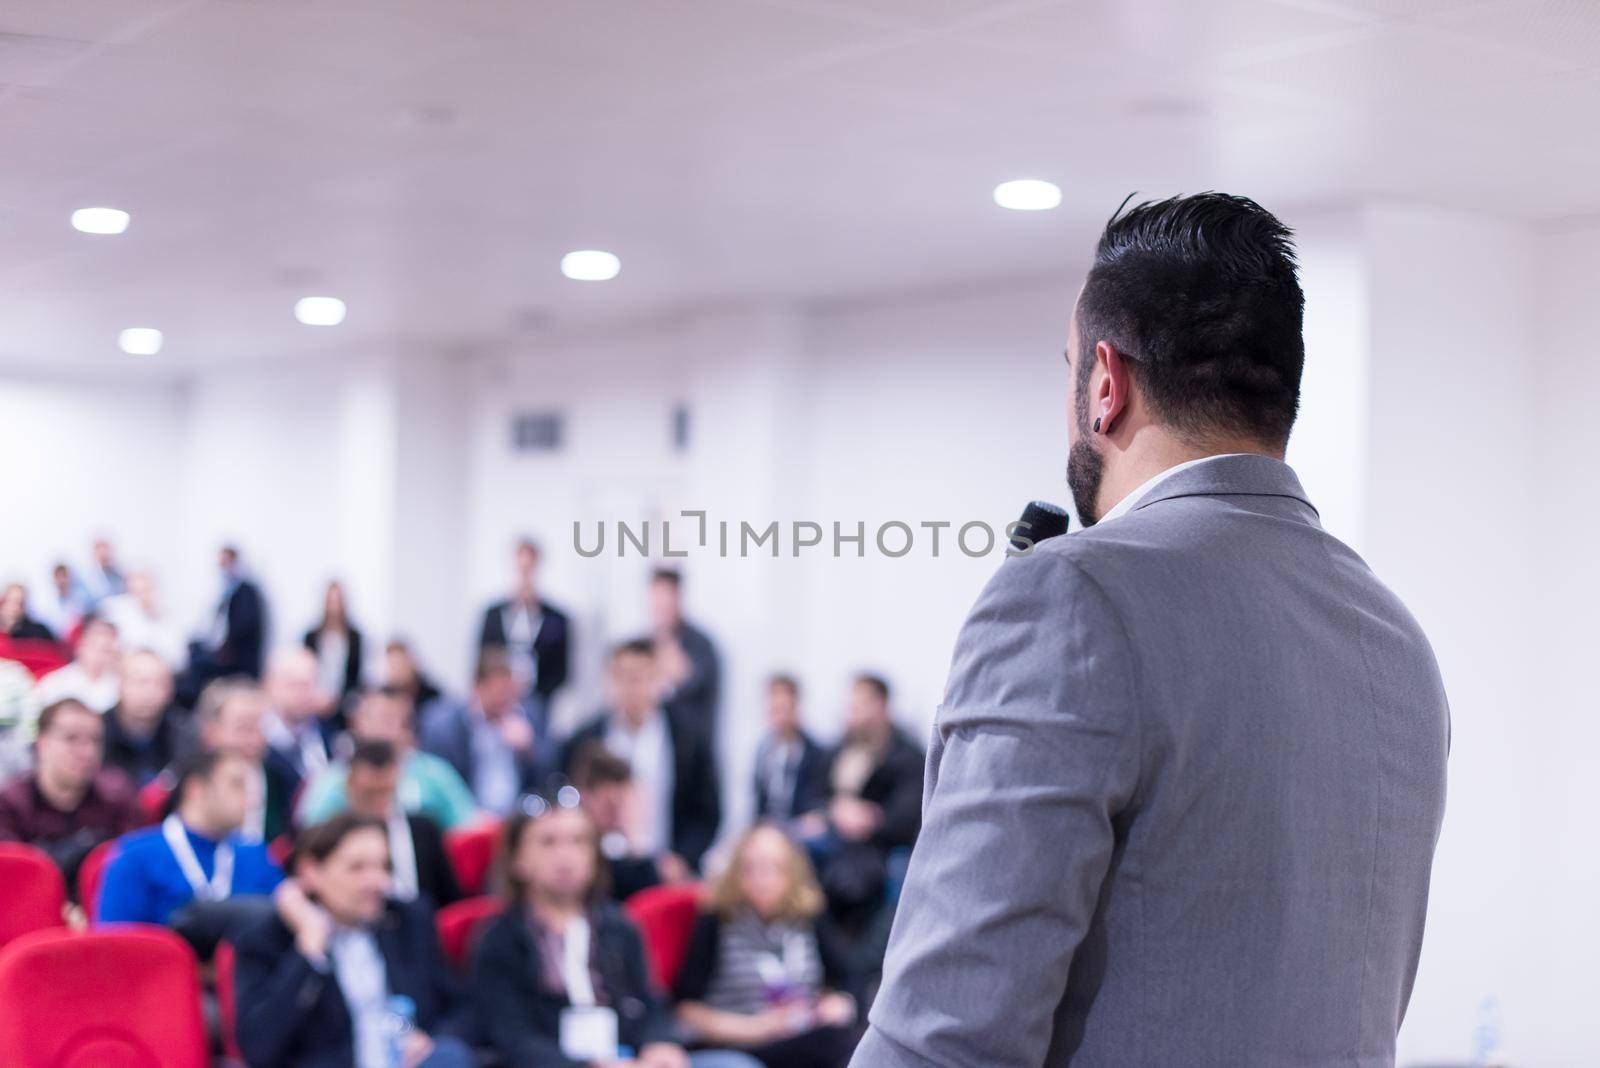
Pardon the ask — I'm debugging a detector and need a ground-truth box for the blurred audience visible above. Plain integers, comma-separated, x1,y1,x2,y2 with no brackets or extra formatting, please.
471,797,759,1068
100,568,187,668
81,537,126,605
646,569,721,739
103,649,186,786
420,647,552,817
97,748,283,927
235,813,474,1068
37,562,92,639
193,678,291,843
0,698,139,887
1,581,57,642
477,538,571,712
262,647,334,795
343,738,461,908
752,675,826,824
33,613,120,714
798,675,923,934
563,639,721,873
570,744,691,900
299,688,478,831
383,638,442,712
186,544,266,692
675,825,859,1068
304,579,364,714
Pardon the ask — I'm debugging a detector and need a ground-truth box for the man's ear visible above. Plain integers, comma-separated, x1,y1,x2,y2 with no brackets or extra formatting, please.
1095,340,1133,435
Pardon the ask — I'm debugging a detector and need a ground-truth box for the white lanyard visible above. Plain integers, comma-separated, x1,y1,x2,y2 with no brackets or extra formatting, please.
387,812,418,901
562,916,597,1007
161,814,233,901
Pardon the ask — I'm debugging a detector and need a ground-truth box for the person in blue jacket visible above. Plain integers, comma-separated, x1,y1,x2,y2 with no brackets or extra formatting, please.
97,748,282,927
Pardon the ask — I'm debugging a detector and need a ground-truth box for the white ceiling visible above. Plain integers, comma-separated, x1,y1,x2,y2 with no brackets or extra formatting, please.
1,0,1596,371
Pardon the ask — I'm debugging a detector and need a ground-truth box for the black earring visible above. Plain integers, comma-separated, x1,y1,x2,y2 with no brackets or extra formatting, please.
1093,417,1102,433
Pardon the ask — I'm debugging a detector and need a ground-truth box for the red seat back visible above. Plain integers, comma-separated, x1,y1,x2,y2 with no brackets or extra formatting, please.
0,843,66,946
435,895,505,972
135,780,170,827
77,839,118,924
0,636,69,680
624,883,704,992
443,820,501,896
0,926,207,1068
214,941,242,1061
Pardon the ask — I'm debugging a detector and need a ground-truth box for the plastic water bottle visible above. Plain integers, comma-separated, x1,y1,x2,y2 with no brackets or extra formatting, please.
384,995,417,1068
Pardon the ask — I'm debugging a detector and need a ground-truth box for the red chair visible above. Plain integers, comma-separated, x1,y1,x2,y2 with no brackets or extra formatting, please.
0,926,208,1068
0,635,69,679
214,940,243,1062
77,839,118,925
624,883,703,992
435,895,505,972
136,778,171,826
0,843,66,947
443,820,501,896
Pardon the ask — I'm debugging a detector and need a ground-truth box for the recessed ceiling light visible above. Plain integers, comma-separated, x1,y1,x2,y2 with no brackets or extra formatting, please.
561,250,621,282
993,179,1062,211
119,327,162,356
72,207,131,235
294,296,346,326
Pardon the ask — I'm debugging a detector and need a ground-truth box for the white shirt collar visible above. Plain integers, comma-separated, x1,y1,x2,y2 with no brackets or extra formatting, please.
1096,453,1255,526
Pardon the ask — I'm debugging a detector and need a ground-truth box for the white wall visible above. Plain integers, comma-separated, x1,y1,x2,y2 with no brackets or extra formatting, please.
0,374,190,621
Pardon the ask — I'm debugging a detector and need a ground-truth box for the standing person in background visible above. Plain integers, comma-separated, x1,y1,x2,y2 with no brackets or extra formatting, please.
37,563,91,641
382,640,442,718
478,538,571,713
298,688,478,832
304,580,363,720
645,569,720,740
233,813,474,1068
100,569,187,669
342,739,461,909
752,675,825,824
0,699,140,888
674,825,860,1068
187,544,266,692
471,797,760,1068
33,614,121,714
1,582,58,642
262,647,334,799
82,537,125,606
562,640,722,874
96,748,283,928
103,650,187,787
419,647,552,817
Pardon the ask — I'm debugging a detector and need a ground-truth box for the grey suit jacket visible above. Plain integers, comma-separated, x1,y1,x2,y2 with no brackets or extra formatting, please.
851,454,1449,1068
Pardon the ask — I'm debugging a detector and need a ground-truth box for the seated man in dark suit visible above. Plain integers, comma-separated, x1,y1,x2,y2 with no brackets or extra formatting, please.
752,673,826,823
343,739,461,909
234,812,474,1068
797,674,924,934
561,639,721,873
103,649,187,787
477,537,571,711
0,698,140,889
418,647,552,817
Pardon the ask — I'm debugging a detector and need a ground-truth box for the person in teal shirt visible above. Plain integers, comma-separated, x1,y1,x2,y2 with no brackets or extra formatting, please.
298,688,478,830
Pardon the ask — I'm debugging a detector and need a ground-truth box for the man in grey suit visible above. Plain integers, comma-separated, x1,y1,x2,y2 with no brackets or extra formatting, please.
851,194,1450,1068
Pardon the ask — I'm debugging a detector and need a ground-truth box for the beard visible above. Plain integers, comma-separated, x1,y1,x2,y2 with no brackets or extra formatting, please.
1067,438,1104,528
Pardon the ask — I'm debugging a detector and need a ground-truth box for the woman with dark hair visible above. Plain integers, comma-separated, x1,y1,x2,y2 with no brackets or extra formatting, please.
673,825,859,1068
304,580,364,709
471,796,760,1068
234,813,473,1068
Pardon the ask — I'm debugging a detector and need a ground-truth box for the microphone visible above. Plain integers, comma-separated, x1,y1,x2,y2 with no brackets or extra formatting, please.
1009,500,1070,555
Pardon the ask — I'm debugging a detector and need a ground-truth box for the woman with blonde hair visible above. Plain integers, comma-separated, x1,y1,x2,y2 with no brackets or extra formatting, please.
674,824,859,1068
